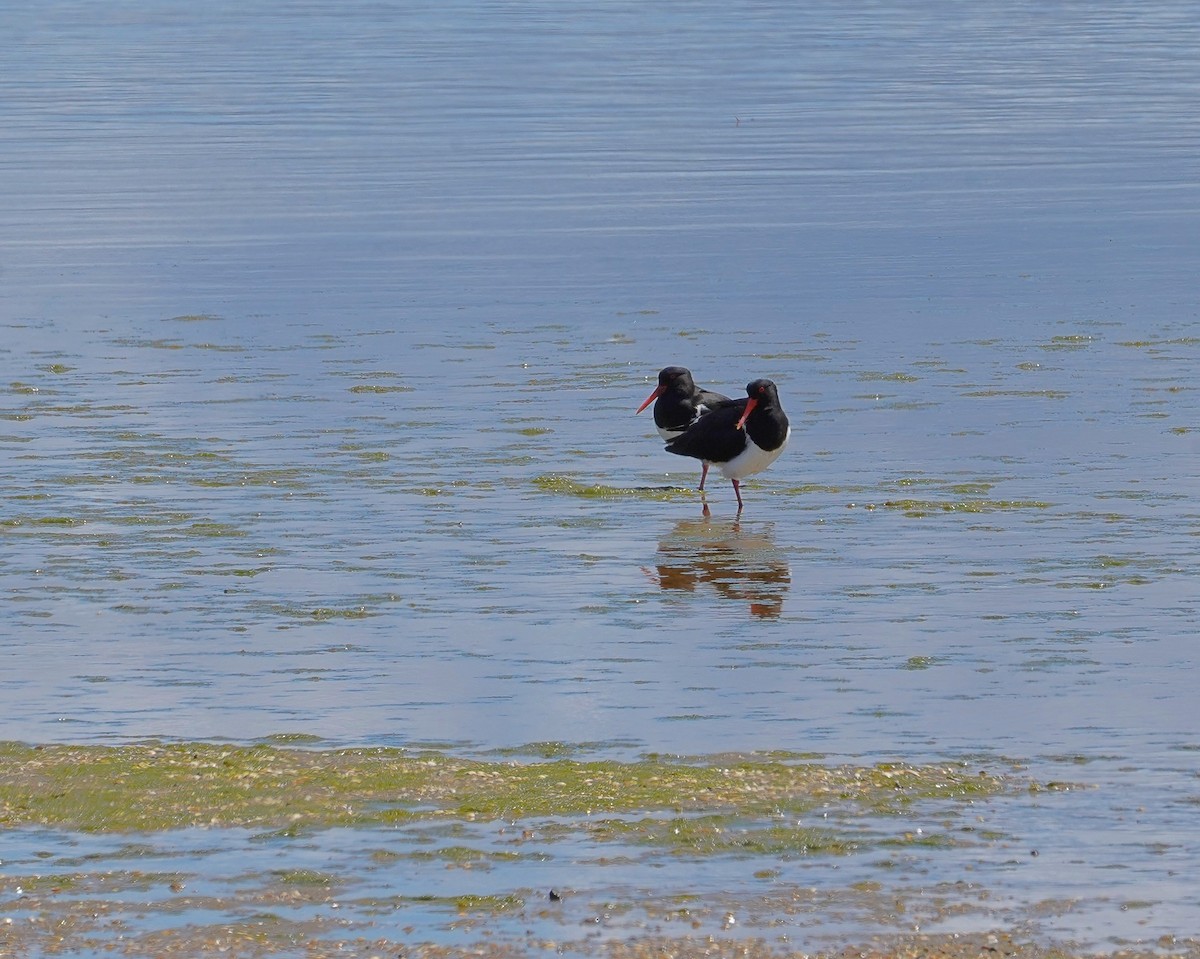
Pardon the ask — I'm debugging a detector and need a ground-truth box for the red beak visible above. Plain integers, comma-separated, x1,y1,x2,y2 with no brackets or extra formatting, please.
734,397,758,431
636,384,665,414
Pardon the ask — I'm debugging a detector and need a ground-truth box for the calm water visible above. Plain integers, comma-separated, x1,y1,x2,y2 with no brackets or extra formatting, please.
3,0,1200,950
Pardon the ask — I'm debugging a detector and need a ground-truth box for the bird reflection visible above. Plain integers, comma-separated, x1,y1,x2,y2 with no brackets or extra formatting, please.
648,514,791,619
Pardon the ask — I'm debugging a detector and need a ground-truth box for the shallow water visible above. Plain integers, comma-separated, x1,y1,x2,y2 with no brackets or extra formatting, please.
3,0,1200,950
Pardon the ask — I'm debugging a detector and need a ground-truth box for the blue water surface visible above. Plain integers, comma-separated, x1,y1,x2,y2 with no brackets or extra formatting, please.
2,1,1199,949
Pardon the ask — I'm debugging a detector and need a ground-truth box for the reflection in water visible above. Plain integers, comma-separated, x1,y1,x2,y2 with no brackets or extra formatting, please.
648,513,791,619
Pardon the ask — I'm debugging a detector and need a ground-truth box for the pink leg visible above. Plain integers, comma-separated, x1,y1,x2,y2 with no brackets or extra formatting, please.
732,478,744,510
699,462,710,491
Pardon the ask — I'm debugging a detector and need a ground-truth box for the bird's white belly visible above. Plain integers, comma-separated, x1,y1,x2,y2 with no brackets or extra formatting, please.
718,427,790,479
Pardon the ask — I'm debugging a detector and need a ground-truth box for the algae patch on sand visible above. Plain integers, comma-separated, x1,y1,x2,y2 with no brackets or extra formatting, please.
533,474,693,500
0,742,1020,838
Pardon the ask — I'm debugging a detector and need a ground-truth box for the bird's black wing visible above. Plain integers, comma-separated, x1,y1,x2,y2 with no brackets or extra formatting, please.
664,399,748,463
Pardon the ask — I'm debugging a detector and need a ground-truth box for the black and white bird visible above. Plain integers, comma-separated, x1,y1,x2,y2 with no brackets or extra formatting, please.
664,379,789,510
636,366,730,490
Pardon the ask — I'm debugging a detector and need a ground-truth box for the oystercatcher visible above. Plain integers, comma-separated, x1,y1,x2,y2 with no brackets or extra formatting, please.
636,367,731,490
664,379,789,510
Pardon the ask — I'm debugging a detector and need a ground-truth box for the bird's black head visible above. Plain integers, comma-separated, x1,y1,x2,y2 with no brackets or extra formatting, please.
659,366,692,385
745,378,778,400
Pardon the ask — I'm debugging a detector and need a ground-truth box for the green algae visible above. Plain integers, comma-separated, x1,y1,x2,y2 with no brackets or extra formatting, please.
0,743,1017,837
274,869,339,887
405,846,523,864
533,474,693,500
400,893,525,912
944,482,995,496
488,741,611,759
1118,337,1200,347
30,516,85,526
857,371,919,382
614,816,859,856
265,605,373,621
961,389,1069,399
348,384,413,394
187,521,247,537
1043,335,1094,349
231,566,272,577
878,499,1051,517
